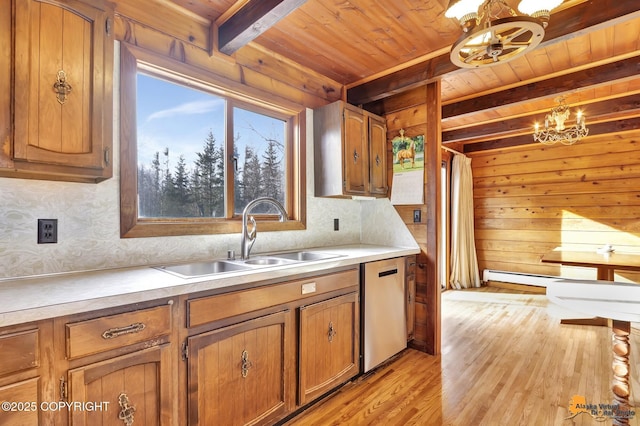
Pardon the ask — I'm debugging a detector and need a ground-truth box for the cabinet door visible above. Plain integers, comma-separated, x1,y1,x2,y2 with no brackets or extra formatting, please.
0,328,42,425
343,107,368,195
299,292,359,405
67,344,172,425
0,378,39,426
13,0,113,177
368,114,388,196
187,311,291,426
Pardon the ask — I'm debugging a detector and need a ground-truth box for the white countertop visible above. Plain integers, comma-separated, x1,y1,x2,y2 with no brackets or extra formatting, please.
0,244,419,327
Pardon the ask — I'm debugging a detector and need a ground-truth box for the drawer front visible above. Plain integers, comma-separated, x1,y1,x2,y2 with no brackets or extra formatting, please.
0,329,39,376
66,305,172,359
188,268,359,328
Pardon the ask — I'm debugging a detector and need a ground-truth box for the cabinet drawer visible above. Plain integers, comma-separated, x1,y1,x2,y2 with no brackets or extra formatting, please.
0,329,39,376
188,268,359,328
66,305,172,359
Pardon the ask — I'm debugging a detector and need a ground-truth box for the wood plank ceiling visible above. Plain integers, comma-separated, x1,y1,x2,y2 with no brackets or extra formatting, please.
144,0,640,152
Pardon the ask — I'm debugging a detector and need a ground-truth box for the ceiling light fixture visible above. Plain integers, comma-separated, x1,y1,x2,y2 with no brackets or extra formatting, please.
445,0,563,68
533,97,588,145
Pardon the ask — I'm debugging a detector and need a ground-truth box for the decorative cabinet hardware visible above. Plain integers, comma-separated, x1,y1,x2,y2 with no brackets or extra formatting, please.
53,70,72,104
353,149,359,163
327,321,337,342
375,154,381,166
118,393,136,426
102,322,146,339
104,147,110,165
59,377,67,400
182,342,189,361
241,350,253,378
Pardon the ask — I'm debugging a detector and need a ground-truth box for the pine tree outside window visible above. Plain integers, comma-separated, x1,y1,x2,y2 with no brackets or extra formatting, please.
119,44,305,238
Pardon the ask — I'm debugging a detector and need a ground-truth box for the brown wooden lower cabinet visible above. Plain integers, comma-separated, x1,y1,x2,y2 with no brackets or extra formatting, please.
0,323,55,425
298,292,359,405
187,310,292,426
0,377,40,425
0,265,370,425
67,344,173,425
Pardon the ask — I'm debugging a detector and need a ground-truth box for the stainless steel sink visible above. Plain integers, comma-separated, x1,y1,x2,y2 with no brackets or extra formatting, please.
155,261,251,278
241,257,294,266
269,251,342,261
155,250,343,278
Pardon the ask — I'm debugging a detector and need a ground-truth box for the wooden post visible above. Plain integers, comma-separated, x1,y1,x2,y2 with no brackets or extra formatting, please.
611,319,631,426
424,80,442,355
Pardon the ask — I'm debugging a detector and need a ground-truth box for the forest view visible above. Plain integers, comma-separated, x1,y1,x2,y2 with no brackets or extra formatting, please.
136,73,286,219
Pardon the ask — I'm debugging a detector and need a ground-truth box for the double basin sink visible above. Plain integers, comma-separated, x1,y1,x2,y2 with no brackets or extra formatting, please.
155,251,343,279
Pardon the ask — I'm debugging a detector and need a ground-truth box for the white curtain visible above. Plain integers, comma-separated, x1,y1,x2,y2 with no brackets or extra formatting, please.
449,154,481,289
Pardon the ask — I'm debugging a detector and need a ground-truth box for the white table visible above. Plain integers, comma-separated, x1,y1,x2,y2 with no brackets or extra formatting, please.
547,279,640,426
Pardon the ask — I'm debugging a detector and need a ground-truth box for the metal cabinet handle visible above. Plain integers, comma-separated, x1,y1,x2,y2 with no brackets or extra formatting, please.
241,350,253,378
353,149,359,163
118,393,136,426
53,70,72,104
102,322,146,339
328,321,337,342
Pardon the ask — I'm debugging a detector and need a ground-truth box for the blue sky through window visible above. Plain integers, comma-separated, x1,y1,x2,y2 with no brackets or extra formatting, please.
136,73,285,172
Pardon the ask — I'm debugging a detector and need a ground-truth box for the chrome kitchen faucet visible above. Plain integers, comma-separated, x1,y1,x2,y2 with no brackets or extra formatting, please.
241,197,288,260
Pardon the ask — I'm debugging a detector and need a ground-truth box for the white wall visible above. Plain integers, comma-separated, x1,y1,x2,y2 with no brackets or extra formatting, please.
0,53,417,279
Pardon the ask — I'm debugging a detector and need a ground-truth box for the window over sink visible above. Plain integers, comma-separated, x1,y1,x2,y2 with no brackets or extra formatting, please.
119,43,306,238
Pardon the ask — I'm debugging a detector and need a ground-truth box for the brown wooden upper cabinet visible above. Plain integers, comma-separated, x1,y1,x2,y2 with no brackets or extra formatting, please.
8,0,114,183
313,101,388,198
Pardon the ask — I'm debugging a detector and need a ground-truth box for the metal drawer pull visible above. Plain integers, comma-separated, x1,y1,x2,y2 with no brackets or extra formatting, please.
241,350,253,378
102,322,146,339
118,393,136,426
328,321,337,342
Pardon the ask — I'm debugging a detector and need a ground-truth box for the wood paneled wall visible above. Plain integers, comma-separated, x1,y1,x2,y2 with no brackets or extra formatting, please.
469,130,640,283
385,86,440,354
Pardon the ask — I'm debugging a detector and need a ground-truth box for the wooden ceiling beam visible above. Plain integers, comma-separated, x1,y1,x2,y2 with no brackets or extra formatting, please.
461,116,640,153
442,56,640,120
443,93,640,144
347,0,640,107
218,0,307,55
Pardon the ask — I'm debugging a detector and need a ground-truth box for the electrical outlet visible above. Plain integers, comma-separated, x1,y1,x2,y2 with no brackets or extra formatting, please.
38,219,58,244
334,218,339,231
413,210,421,223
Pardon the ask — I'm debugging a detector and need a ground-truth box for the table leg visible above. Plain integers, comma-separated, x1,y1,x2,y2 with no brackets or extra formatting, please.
612,319,631,426
597,266,614,281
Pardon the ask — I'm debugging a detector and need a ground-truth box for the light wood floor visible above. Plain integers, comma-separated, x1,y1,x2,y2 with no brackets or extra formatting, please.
286,287,639,425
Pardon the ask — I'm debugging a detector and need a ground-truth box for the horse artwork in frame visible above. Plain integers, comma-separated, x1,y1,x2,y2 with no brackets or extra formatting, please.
392,129,424,171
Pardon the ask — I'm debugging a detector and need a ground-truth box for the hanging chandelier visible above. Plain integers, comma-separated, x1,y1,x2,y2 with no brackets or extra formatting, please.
533,97,588,145
445,0,563,68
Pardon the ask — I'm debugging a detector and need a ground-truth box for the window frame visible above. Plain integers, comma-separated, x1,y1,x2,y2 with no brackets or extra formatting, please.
119,43,306,238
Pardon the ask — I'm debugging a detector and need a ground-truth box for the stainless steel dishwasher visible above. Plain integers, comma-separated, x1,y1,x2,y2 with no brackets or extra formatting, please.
362,257,407,372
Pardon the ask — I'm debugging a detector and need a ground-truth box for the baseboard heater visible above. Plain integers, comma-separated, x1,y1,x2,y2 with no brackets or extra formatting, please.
482,269,560,288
